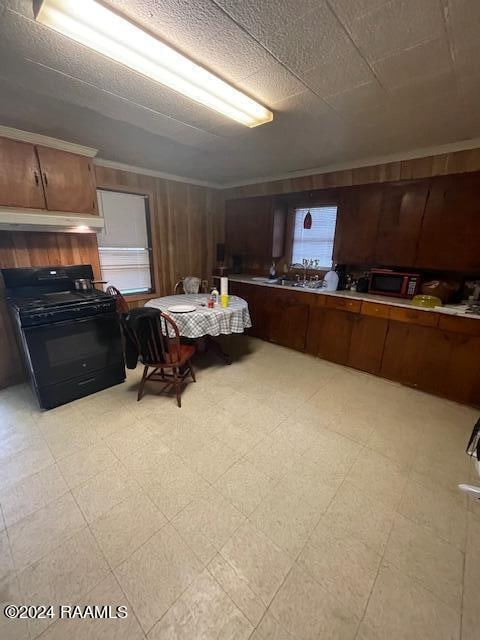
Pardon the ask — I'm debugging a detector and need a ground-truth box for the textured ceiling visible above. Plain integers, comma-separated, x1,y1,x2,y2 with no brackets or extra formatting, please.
0,0,479,185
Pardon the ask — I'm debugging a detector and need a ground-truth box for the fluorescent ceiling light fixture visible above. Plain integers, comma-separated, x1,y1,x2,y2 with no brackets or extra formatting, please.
34,0,273,127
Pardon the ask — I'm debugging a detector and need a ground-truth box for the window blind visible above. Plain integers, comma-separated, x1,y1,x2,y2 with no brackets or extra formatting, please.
291,206,338,268
97,190,152,294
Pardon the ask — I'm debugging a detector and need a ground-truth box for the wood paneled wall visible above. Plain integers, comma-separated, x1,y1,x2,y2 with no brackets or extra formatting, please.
0,232,101,388
223,147,480,200
94,166,224,301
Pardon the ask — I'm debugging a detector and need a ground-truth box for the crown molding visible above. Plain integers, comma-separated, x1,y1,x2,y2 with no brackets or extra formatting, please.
94,158,223,189
220,137,480,189
0,125,98,157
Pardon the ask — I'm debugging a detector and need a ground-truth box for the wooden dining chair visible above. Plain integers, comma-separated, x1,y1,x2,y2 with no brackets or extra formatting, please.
106,285,130,314
122,310,196,407
173,276,201,295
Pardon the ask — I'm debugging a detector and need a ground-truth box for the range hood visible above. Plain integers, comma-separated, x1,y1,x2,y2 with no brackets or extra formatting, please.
0,207,105,233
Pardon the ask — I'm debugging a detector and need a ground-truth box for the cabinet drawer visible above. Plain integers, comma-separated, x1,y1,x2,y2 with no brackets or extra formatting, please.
325,296,362,313
438,315,480,336
388,306,439,327
305,292,326,307
361,301,391,319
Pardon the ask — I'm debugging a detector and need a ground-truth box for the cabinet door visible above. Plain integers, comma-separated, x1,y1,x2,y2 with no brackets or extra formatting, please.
0,137,46,208
225,200,248,255
380,320,428,386
416,172,480,271
348,315,389,374
317,309,354,365
333,185,383,264
381,322,448,391
230,282,268,339
225,196,274,257
374,180,429,267
305,304,325,355
268,291,309,351
36,146,98,214
247,288,270,340
440,333,480,405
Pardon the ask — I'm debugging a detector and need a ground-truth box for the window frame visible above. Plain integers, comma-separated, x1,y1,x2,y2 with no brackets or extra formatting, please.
285,195,340,271
96,185,156,298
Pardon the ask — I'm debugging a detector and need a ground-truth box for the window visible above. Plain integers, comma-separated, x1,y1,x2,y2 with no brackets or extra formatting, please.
97,189,153,295
291,206,338,268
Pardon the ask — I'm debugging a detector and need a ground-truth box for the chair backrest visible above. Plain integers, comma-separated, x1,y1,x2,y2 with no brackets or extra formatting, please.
173,276,201,295
122,310,182,366
173,280,184,295
106,285,129,314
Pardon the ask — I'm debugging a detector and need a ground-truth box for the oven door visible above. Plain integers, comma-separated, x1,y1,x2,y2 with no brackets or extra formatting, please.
22,312,124,387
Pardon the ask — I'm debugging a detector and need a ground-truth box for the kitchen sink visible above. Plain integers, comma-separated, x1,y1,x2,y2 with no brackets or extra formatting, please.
276,280,324,289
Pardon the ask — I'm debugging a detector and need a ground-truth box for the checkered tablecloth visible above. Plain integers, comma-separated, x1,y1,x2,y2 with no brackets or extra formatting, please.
145,294,252,338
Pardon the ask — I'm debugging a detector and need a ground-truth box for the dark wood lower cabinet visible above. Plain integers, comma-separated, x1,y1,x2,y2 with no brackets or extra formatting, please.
348,315,389,374
305,305,325,355
382,322,480,405
269,300,308,351
267,292,309,352
317,309,354,365
381,322,436,388
230,282,269,340
433,332,480,405
229,281,480,406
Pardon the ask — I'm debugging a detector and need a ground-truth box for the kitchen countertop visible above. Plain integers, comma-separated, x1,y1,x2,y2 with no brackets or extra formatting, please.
226,274,479,319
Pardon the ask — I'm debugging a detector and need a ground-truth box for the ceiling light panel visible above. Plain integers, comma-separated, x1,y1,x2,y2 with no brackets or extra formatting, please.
34,0,273,127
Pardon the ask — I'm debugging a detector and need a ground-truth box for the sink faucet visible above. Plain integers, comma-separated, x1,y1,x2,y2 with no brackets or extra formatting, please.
290,259,320,284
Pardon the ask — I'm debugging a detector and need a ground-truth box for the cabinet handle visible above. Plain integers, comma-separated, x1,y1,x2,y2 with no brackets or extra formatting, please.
34,171,39,185
43,172,48,186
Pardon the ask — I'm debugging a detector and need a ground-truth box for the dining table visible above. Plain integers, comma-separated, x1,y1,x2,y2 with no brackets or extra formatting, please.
145,293,252,364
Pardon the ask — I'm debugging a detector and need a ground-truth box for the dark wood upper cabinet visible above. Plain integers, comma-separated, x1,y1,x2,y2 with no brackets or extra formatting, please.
36,146,98,214
415,172,480,272
225,196,286,258
373,180,429,267
0,138,46,209
333,184,383,264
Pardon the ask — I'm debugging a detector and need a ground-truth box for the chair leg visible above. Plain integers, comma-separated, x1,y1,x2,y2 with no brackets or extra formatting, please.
173,368,182,408
137,365,148,401
189,361,196,382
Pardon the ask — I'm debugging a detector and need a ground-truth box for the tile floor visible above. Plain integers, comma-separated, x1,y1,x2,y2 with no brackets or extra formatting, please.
0,336,479,639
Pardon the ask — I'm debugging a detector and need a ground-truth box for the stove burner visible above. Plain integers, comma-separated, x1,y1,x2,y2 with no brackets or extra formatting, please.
9,289,111,314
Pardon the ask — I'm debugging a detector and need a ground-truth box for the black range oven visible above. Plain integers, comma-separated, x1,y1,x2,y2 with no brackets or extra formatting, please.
2,265,125,409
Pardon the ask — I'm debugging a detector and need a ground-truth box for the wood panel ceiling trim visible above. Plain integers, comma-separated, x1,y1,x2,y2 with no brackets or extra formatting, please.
95,138,480,192
94,157,222,189
220,137,480,189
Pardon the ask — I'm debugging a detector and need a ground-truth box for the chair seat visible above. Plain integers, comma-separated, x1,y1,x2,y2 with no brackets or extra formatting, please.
143,343,195,367
165,343,196,365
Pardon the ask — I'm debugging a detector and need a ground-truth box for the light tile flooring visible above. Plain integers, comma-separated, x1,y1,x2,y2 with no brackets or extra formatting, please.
0,336,479,639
